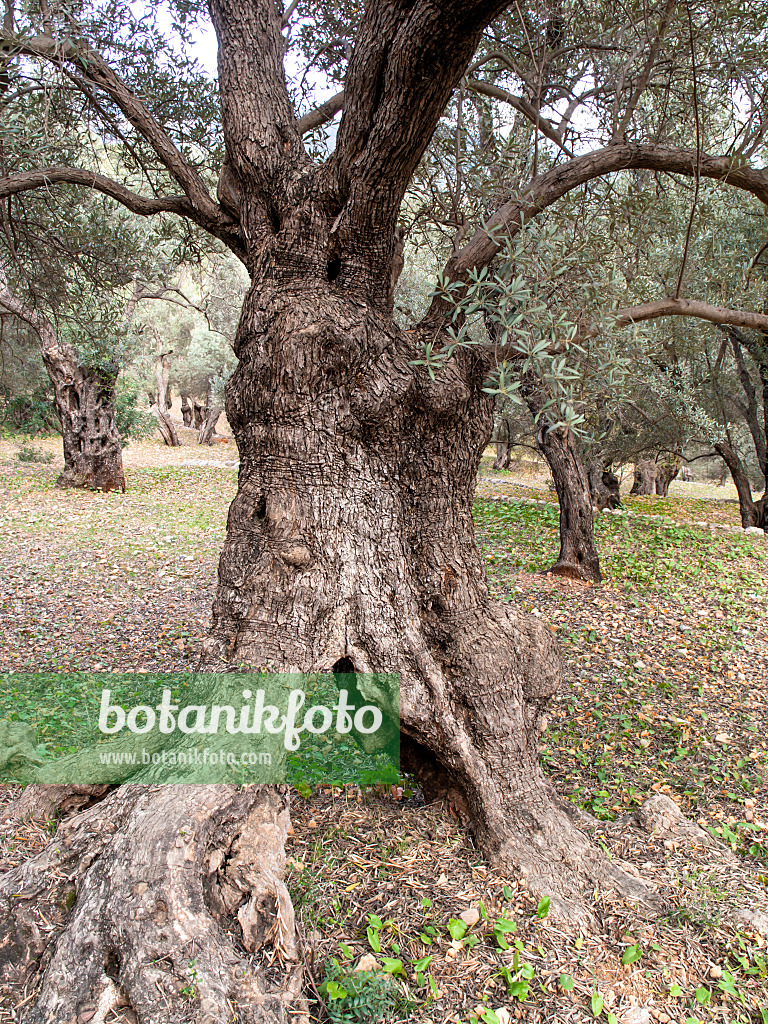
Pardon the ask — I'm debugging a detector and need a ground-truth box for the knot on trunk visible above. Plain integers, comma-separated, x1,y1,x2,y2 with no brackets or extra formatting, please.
279,544,312,567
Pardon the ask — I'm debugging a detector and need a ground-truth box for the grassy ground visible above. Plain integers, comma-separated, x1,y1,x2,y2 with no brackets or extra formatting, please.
0,439,767,1024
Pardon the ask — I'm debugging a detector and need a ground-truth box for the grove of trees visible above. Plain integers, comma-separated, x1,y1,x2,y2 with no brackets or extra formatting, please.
0,0,767,1020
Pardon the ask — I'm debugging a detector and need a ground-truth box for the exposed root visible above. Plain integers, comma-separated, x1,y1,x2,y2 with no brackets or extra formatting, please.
6,784,112,823
547,560,598,583
0,784,307,1023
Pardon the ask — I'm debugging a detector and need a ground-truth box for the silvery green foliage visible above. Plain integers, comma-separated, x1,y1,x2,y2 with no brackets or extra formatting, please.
644,357,728,445
415,219,629,437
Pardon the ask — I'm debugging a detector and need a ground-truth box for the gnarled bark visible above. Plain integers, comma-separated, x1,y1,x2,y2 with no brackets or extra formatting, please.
198,271,648,923
197,0,651,925
654,453,681,497
586,459,621,510
51,359,126,492
0,785,304,1024
0,277,126,492
630,459,656,495
1,2,698,1017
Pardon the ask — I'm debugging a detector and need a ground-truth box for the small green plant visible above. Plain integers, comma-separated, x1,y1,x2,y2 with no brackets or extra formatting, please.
492,916,517,949
498,948,535,1000
319,961,403,1023
621,943,643,966
694,984,711,1005
366,913,384,952
180,958,200,999
447,917,467,941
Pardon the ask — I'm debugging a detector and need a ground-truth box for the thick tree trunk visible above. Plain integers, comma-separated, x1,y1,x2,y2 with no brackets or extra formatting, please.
48,355,127,493
630,459,656,495
0,785,305,1023
0,3,676,1015
715,440,766,530
0,281,126,492
536,424,602,582
199,274,646,923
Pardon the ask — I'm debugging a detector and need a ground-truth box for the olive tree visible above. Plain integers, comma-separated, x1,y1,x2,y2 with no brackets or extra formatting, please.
2,1,768,1019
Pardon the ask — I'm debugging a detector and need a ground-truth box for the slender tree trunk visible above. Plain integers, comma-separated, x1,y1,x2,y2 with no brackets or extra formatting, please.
198,404,223,444
152,336,180,447
730,331,768,481
715,440,766,529
536,424,602,582
518,383,602,582
491,412,513,469
180,391,193,426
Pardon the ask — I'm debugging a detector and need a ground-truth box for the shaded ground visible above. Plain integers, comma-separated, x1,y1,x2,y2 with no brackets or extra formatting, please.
0,442,767,1023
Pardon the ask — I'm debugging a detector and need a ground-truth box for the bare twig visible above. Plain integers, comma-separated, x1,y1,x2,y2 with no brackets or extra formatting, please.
674,2,700,299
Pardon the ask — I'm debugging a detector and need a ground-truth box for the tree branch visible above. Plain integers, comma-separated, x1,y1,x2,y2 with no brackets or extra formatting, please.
209,0,306,212
296,90,345,134
0,267,59,357
0,28,224,230
433,144,768,297
612,297,768,331
612,0,676,142
330,0,512,232
466,80,573,157
0,166,195,218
